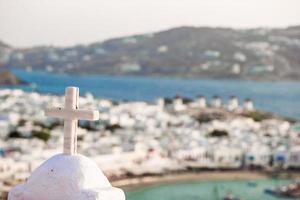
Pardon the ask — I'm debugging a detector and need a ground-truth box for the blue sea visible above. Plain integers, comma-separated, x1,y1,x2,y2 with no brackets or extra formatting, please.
3,69,300,120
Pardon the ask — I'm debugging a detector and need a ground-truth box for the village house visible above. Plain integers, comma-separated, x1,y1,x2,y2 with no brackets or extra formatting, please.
176,144,212,169
272,146,289,169
187,95,208,110
243,98,255,111
245,145,271,169
212,146,243,169
173,96,188,112
197,95,207,109
287,146,300,169
211,95,222,108
227,96,239,111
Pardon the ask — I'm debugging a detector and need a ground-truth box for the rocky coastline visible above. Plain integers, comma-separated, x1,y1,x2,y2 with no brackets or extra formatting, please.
0,70,25,86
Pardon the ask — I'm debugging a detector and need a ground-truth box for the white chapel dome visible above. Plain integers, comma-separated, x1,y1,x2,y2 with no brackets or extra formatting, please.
8,154,125,200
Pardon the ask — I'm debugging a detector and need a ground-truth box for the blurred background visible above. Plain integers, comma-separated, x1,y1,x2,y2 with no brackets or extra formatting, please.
0,0,300,199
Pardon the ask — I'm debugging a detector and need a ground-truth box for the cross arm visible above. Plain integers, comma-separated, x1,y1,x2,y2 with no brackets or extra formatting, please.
75,109,100,121
45,107,99,121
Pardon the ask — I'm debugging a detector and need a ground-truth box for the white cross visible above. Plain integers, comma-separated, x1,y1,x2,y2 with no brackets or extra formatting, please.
45,87,99,155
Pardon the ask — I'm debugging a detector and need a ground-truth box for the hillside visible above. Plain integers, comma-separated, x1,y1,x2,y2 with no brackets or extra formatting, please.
0,70,24,85
1,26,300,80
0,40,11,67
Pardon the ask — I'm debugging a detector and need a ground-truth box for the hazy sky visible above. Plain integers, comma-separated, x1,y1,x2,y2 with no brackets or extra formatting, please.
0,0,300,47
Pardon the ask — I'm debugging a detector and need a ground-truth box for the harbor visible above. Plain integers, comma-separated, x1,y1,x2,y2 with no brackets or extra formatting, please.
126,178,299,200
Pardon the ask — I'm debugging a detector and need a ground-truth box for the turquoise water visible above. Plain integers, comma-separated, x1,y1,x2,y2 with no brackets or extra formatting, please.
2,69,300,119
126,179,296,200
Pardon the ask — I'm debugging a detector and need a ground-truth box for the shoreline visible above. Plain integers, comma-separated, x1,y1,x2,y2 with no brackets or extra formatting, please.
112,170,300,191
11,68,300,82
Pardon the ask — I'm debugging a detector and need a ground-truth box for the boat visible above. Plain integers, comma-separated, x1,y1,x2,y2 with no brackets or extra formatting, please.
247,181,257,187
223,193,242,200
264,182,300,198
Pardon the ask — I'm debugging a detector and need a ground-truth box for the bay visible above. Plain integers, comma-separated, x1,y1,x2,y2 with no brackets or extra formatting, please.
3,69,300,120
126,179,296,200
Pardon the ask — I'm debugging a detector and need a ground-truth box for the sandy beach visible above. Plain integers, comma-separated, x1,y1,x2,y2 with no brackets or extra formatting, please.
113,170,300,191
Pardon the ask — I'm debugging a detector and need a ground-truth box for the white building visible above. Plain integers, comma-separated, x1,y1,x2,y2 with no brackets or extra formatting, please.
0,158,15,180
287,146,300,169
227,96,239,111
273,147,289,169
173,96,187,112
245,145,271,168
244,98,255,111
176,146,212,168
213,147,243,169
197,95,207,109
157,98,165,110
211,96,222,108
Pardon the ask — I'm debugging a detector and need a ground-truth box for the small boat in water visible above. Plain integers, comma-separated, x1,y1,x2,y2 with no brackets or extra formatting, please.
247,181,257,187
265,182,300,198
223,193,242,200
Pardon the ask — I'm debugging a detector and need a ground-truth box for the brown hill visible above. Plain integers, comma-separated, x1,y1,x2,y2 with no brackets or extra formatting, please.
2,26,300,80
0,70,24,85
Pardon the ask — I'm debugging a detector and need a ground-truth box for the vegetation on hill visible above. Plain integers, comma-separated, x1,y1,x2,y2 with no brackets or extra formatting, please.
242,111,271,122
32,129,51,142
208,129,229,137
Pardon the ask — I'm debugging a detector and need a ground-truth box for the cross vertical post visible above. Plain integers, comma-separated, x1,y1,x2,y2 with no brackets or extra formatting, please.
64,87,79,154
